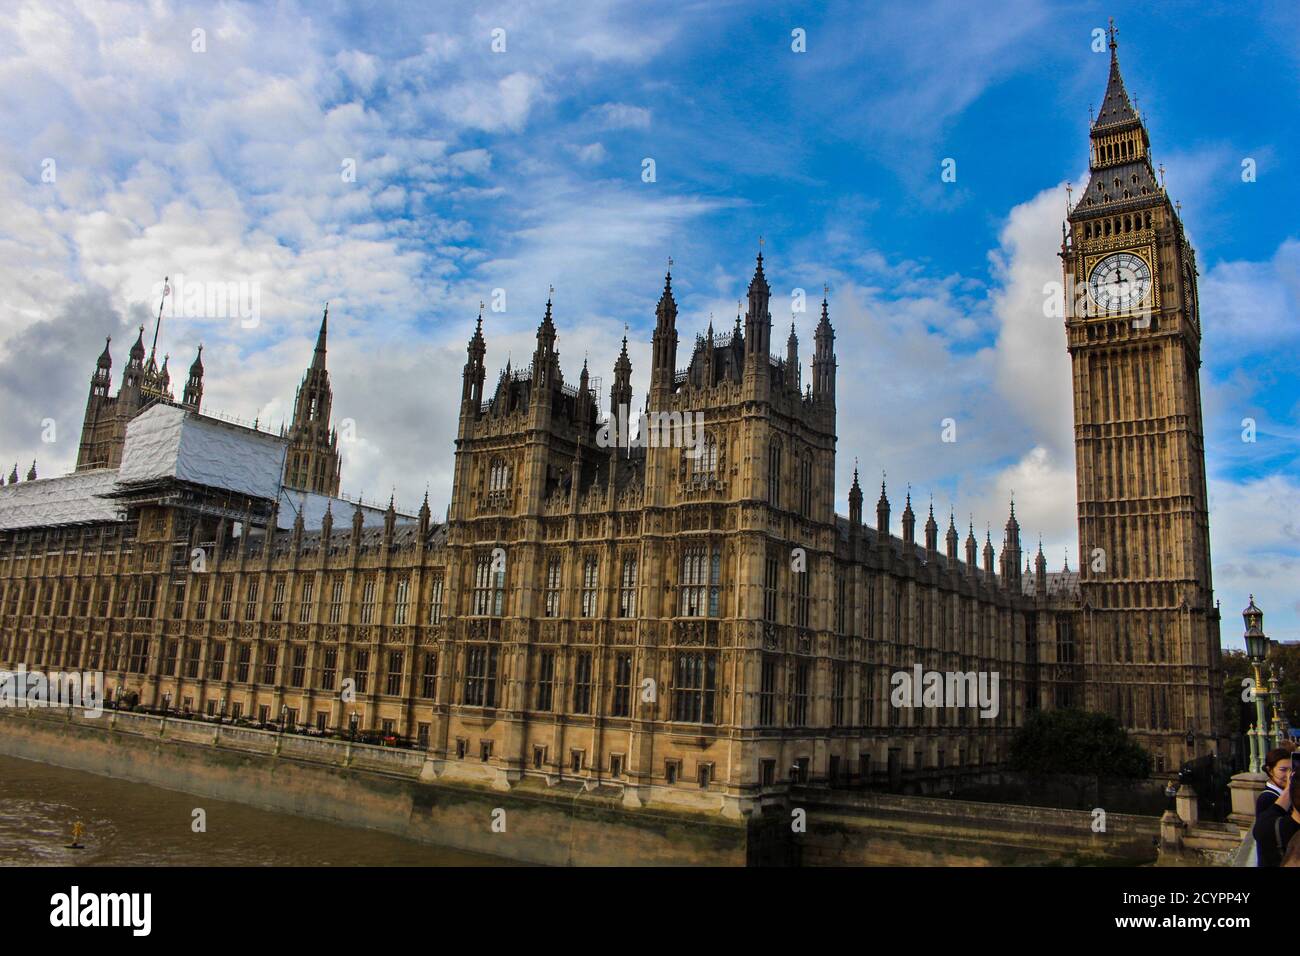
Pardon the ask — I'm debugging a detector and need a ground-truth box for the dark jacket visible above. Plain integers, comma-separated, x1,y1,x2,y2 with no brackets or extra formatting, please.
1254,804,1300,867
1257,783,1283,817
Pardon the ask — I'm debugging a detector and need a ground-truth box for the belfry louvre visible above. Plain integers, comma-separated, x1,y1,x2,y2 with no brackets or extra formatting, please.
0,35,1223,814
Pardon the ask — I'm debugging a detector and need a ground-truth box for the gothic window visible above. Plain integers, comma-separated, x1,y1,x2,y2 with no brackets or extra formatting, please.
580,556,599,617
244,578,259,621
359,577,376,624
235,644,250,683
763,552,779,622
136,578,155,619
671,651,717,723
329,576,344,623
544,556,562,618
428,573,444,625
473,554,506,616
393,577,410,626
351,649,368,693
836,575,847,634
618,555,637,618
321,648,337,691
800,456,813,516
271,577,286,622
612,653,633,717
572,651,594,714
759,654,778,726
488,458,512,499
833,662,847,726
420,652,438,700
299,579,314,623
768,440,782,508
692,433,718,482
463,645,499,707
793,566,811,628
386,651,403,696
536,650,556,711
207,642,225,680
262,645,279,685
679,546,721,617
291,646,307,688
787,659,810,726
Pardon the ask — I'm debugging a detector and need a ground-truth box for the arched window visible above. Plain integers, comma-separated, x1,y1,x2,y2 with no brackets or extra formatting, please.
619,555,638,618
544,556,562,618
768,440,782,508
800,456,813,516
580,556,599,617
488,458,512,493
679,546,721,618
692,433,718,482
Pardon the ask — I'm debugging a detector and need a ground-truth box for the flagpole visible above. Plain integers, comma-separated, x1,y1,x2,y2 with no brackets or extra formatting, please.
150,276,169,363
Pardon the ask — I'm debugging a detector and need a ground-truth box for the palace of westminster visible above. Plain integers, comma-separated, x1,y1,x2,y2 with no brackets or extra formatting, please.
0,31,1224,814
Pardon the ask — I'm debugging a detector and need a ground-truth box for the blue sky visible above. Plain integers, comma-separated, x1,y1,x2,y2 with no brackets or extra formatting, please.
0,0,1296,643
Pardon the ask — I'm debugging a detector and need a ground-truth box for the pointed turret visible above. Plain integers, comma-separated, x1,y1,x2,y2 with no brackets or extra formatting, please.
1035,538,1048,597
965,521,978,576
848,466,863,527
123,325,146,390
982,530,996,584
611,332,633,416
312,303,329,371
183,345,204,410
418,489,431,537
876,480,890,548
283,305,342,496
1000,498,1022,591
320,500,334,543
744,250,771,362
924,500,938,561
532,293,561,391
462,305,487,407
785,322,799,392
812,290,836,403
901,491,916,548
1093,20,1137,130
1075,19,1159,214
650,269,678,395
946,510,959,563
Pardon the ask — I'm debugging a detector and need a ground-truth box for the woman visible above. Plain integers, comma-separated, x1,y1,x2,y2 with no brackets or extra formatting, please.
1255,771,1300,867
1258,748,1293,817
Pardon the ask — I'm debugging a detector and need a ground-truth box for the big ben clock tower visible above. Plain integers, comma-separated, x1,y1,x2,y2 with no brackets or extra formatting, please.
1063,21,1223,769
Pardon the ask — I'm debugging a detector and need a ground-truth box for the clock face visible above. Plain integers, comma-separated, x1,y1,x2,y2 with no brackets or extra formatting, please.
1089,252,1152,313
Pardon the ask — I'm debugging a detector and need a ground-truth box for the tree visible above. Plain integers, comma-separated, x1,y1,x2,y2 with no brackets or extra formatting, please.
1009,709,1151,779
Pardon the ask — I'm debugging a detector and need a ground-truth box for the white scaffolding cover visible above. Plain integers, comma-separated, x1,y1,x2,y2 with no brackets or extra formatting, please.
0,470,122,531
118,404,287,501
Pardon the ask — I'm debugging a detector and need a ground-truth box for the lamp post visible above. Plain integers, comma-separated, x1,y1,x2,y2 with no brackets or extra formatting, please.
217,696,226,726
1268,668,1284,749
1243,595,1269,773
349,710,358,741
280,705,288,734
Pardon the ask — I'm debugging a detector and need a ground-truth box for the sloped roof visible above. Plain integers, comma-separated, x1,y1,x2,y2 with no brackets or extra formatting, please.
276,488,416,531
0,470,123,531
118,403,287,501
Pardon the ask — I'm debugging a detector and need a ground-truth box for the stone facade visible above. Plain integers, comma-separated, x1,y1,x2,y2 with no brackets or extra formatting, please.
0,31,1223,818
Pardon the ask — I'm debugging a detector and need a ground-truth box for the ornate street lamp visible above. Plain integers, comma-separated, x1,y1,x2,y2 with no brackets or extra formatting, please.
349,710,359,741
1244,595,1269,773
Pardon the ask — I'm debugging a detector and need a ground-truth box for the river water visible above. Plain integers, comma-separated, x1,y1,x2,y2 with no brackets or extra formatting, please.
0,754,505,866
